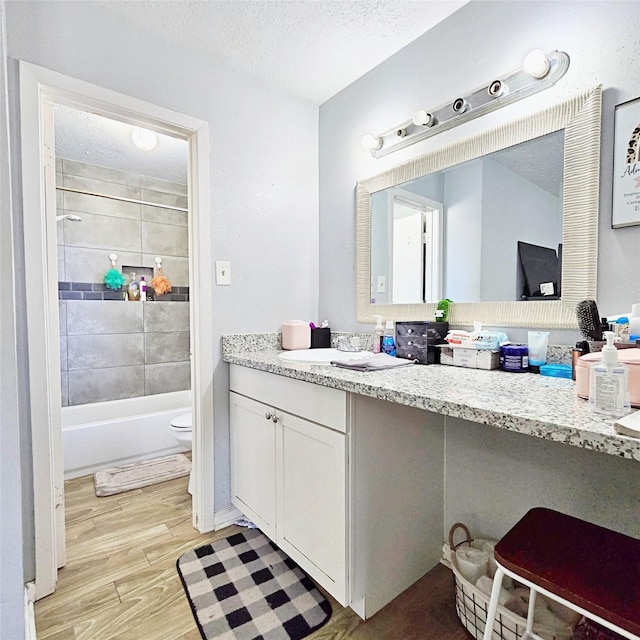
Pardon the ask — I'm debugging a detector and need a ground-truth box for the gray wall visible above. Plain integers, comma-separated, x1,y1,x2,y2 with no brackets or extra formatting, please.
57,159,191,406
319,0,640,339
4,1,318,628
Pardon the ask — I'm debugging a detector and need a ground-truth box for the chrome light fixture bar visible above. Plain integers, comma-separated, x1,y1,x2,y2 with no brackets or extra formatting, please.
363,50,570,158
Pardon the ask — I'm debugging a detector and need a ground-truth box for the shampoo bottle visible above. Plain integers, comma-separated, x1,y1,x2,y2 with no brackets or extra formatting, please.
372,315,384,354
589,331,630,417
127,272,140,301
381,321,396,357
139,276,147,302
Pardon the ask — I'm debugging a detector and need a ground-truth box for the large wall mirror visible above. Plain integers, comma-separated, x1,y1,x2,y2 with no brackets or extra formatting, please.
356,86,601,329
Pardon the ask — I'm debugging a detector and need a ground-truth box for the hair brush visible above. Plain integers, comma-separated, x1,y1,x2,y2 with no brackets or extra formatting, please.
576,300,603,341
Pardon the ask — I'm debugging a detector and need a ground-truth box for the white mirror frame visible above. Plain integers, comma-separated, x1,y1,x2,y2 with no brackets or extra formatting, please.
356,85,601,329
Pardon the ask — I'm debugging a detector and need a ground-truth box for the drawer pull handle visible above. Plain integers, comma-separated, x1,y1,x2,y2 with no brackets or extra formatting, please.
265,412,273,420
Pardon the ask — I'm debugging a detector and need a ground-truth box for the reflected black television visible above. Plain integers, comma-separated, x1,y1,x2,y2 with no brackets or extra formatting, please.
517,241,559,299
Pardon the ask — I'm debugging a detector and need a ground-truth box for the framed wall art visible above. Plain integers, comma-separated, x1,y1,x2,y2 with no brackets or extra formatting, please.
612,96,640,227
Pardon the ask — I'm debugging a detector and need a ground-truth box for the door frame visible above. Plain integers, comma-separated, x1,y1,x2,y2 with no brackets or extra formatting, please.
19,61,215,599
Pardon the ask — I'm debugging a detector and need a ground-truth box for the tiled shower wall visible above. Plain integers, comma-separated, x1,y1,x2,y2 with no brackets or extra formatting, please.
56,158,190,406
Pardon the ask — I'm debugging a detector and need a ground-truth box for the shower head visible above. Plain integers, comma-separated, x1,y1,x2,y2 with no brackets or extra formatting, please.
56,214,82,222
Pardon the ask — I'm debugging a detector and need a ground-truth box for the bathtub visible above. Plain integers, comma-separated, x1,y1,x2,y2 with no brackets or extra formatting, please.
61,390,191,479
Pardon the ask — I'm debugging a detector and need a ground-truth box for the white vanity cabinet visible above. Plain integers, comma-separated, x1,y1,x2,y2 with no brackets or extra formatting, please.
229,365,348,605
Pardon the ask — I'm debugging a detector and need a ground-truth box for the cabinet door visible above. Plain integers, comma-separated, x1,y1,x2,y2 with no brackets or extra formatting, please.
229,392,276,538
276,411,347,605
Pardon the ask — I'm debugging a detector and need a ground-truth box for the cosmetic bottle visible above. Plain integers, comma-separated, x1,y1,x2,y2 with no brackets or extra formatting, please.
629,304,640,342
127,272,140,301
381,321,396,357
589,331,630,417
139,276,147,302
372,315,384,354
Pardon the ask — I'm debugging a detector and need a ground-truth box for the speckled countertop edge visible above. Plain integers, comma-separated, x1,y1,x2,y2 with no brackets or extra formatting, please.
221,335,640,462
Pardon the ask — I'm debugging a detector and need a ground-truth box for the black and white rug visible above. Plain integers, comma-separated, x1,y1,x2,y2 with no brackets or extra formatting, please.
177,529,332,640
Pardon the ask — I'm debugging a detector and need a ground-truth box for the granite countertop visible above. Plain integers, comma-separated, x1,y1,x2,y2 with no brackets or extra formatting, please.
222,336,640,462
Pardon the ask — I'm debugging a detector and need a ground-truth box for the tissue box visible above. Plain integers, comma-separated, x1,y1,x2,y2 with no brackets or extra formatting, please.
395,321,448,365
438,345,499,370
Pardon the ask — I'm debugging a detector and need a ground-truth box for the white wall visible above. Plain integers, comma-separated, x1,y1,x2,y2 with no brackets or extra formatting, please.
4,0,318,583
1,1,26,637
481,158,561,301
443,160,483,301
319,0,640,337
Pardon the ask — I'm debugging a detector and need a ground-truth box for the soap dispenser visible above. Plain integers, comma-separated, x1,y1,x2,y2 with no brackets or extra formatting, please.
589,331,630,417
381,321,396,357
372,315,384,354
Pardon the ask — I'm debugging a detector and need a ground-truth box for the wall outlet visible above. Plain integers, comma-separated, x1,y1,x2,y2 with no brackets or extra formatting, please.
377,275,386,293
216,261,231,285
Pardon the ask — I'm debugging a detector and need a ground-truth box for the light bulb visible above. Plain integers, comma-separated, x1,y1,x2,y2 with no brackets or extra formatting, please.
131,127,158,151
523,49,550,79
412,110,434,127
361,133,382,151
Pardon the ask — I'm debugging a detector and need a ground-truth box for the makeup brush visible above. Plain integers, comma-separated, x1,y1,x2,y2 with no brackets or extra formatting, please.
576,300,603,341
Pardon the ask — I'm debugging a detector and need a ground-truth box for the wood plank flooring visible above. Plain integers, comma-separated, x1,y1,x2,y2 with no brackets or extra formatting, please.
35,472,472,640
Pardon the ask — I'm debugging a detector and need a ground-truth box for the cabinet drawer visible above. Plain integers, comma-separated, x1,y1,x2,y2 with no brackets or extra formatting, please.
230,365,347,432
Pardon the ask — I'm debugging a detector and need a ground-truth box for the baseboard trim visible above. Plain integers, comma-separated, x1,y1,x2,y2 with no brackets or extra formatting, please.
25,582,37,640
213,505,243,530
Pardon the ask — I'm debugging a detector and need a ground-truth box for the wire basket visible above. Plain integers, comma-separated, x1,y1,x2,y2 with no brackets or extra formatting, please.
446,523,575,640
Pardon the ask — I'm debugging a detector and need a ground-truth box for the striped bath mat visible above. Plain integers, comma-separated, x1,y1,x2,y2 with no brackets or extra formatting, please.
177,529,332,640
93,453,191,496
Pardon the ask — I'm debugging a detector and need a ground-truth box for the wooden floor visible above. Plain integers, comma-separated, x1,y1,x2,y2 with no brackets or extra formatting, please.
35,472,472,640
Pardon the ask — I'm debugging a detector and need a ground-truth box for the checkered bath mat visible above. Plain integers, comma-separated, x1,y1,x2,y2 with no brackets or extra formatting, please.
177,529,332,640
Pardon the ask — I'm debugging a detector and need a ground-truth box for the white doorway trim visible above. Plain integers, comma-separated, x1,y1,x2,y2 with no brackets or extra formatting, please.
19,61,215,599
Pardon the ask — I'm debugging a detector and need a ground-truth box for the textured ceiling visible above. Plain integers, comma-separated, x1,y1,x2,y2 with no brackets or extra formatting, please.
54,105,188,183
103,0,470,105
54,0,469,179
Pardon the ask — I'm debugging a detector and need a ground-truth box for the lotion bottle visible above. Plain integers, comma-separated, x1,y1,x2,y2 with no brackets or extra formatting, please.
589,331,630,417
381,320,396,357
372,315,384,354
139,276,147,302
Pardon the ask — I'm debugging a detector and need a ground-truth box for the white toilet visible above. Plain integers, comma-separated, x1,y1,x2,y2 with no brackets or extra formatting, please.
170,411,193,493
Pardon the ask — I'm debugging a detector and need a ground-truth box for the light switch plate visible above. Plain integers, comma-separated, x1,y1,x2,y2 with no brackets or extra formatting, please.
216,261,231,285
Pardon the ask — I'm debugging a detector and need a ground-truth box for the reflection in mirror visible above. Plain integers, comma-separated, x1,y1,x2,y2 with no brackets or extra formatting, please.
370,132,564,305
356,86,601,329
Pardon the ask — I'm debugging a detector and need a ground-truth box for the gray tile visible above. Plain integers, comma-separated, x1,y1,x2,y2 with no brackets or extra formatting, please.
59,301,67,336
145,331,190,364
141,204,188,227
56,183,64,207
141,175,187,197
60,335,68,372
66,300,143,335
60,372,69,407
64,191,141,220
57,246,66,281
67,333,144,370
145,361,191,396
64,174,141,201
141,189,187,210
144,301,190,333
64,247,142,283
56,157,63,172
141,221,188,258
64,212,142,253
62,159,141,188
141,255,189,288
57,213,64,245
68,366,144,405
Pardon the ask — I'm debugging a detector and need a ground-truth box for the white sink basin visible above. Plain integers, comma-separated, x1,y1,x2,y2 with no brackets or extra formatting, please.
278,348,373,363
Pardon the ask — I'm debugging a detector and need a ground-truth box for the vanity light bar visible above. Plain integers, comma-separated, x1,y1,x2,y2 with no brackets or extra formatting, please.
364,50,570,159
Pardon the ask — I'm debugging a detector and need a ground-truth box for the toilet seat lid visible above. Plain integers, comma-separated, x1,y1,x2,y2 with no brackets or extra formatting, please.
171,412,192,429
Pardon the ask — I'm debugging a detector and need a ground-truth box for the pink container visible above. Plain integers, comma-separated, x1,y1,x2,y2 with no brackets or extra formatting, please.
576,349,640,407
281,320,311,350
